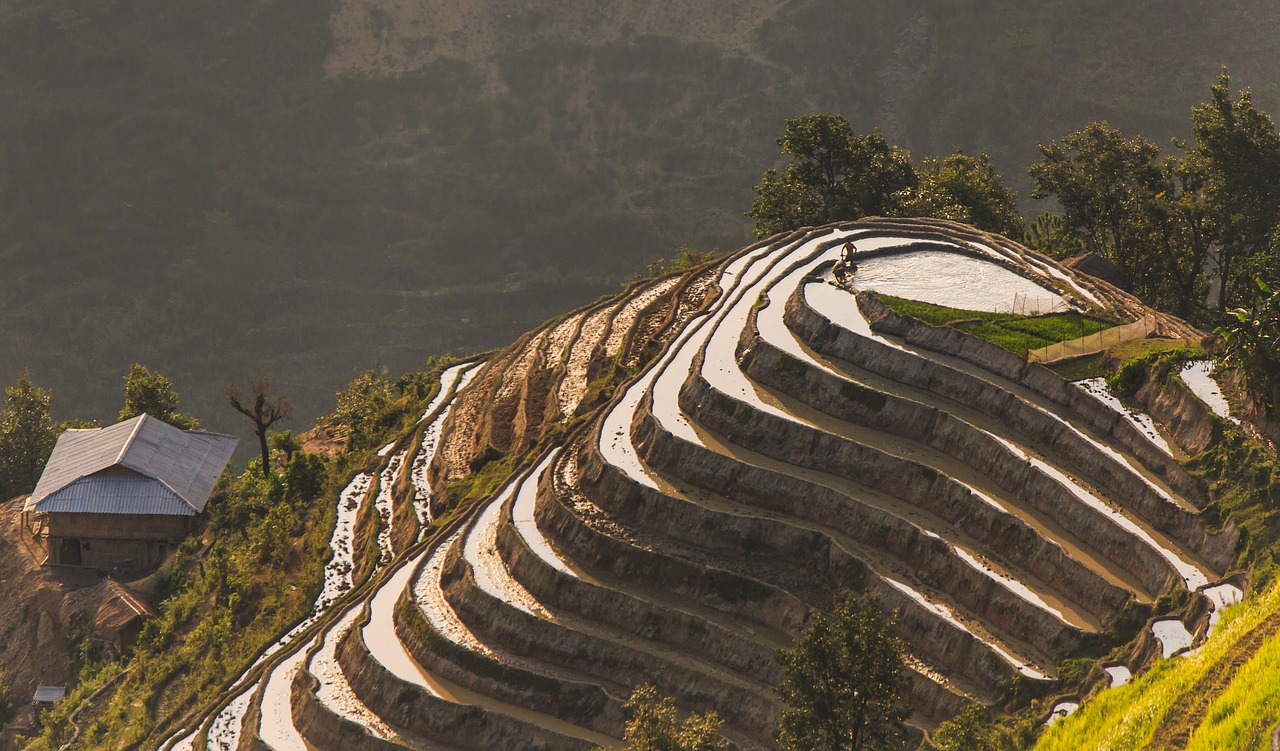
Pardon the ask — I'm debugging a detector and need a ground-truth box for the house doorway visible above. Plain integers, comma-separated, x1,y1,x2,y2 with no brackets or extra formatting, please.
58,538,82,566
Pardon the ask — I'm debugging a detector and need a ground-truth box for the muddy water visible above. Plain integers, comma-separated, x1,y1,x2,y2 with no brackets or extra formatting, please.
511,451,578,577
413,531,495,656
1105,665,1132,687
1152,619,1195,657
851,249,1064,312
1201,583,1244,638
807,277,1187,515
1074,378,1175,457
723,241,1104,630
205,686,254,751
259,647,312,751
639,234,1059,677
311,607,409,743
806,279,1216,592
1046,701,1080,726
464,474,546,615
364,549,446,695
1179,361,1237,424
756,255,1102,627
560,302,623,418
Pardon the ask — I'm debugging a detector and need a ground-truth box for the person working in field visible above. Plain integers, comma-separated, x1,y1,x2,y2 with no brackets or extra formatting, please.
831,240,858,287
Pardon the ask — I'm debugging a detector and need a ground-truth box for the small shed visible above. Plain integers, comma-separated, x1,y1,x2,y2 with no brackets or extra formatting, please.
95,580,158,656
32,686,65,707
24,414,237,573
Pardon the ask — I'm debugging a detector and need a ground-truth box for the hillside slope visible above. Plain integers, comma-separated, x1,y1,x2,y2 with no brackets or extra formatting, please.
113,218,1273,751
4,0,1280,445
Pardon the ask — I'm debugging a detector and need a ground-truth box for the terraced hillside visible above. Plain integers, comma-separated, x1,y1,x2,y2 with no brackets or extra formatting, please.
159,218,1243,751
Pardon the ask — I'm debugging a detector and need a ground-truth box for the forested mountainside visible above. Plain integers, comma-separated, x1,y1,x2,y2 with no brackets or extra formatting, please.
3,0,1280,445
17,219,1278,751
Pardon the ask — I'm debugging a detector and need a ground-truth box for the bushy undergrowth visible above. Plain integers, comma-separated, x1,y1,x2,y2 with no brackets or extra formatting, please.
1106,344,1205,398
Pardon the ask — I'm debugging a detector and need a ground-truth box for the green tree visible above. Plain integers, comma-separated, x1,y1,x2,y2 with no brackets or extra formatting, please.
900,150,1025,237
0,371,57,499
775,594,910,751
1028,121,1216,317
1022,212,1080,259
930,703,1021,751
119,363,201,430
749,115,916,238
600,684,731,751
1216,278,1280,414
1028,121,1165,264
1191,70,1280,312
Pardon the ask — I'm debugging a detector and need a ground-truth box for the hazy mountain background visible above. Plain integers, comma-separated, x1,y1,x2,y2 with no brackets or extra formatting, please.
3,0,1278,453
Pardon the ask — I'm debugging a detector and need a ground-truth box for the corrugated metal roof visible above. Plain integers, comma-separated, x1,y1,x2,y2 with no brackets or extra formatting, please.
34,473,195,516
33,685,66,703
26,414,237,515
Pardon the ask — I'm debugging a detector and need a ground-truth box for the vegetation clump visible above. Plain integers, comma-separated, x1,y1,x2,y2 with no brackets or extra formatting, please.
604,683,731,751
119,364,201,430
0,371,56,500
775,594,909,751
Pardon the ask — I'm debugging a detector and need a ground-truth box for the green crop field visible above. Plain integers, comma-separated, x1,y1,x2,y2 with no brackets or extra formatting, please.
1036,581,1280,751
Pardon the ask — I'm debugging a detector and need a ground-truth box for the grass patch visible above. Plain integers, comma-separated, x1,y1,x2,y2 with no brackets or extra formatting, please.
955,315,1113,357
1185,432,1280,584
873,293,1115,357
1185,619,1280,750
873,294,1013,326
1047,353,1111,381
1105,337,1204,364
1034,580,1280,751
1107,344,1206,398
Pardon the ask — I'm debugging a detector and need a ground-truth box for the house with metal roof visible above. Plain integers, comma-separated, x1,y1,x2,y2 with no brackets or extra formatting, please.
23,414,237,572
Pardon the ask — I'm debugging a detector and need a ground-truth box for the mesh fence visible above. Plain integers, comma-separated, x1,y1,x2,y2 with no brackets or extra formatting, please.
1027,315,1159,364
1012,292,1072,316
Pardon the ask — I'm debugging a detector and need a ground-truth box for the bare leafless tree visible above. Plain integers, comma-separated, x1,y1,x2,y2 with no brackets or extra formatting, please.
226,377,291,477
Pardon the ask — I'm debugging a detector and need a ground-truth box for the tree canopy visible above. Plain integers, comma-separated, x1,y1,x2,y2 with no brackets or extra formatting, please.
775,594,909,751
1191,70,1280,312
902,150,1025,238
1028,71,1280,321
1217,278,1280,414
1026,121,1215,317
748,114,1022,239
0,372,57,500
748,115,916,238
120,363,201,430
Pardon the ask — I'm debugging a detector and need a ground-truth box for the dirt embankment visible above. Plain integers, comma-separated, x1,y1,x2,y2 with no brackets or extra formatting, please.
0,499,159,727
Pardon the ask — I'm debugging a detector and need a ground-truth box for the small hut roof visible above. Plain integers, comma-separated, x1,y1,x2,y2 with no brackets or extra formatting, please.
33,686,66,704
1062,252,1134,292
25,414,237,516
95,581,157,632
